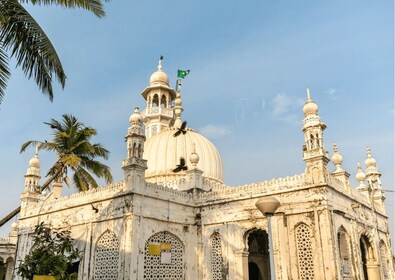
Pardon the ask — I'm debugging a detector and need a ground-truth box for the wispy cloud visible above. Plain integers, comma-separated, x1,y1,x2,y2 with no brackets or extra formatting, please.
326,88,338,99
270,93,301,125
199,124,232,139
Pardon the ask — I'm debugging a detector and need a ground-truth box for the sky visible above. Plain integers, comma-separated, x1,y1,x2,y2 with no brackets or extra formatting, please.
0,1,393,250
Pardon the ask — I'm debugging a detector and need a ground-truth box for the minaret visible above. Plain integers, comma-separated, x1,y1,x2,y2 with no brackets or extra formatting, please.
20,149,41,216
122,107,148,191
330,143,351,192
302,88,329,184
364,147,385,213
141,57,176,139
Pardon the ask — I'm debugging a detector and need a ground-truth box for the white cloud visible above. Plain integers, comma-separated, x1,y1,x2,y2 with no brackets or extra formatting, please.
199,124,232,139
270,93,301,125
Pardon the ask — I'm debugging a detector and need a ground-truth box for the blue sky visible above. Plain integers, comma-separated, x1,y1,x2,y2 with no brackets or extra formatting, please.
0,1,393,247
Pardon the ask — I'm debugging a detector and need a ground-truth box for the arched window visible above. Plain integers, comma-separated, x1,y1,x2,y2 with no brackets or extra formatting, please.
337,229,353,278
144,231,184,280
161,94,167,107
295,223,314,279
94,230,120,280
210,232,223,280
152,94,159,107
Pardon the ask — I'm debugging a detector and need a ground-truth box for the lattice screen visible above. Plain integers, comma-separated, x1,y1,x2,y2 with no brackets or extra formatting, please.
295,223,314,280
143,231,184,279
210,232,223,280
94,230,120,280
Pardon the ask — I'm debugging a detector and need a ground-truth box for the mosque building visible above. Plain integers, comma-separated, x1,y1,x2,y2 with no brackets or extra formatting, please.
0,60,394,280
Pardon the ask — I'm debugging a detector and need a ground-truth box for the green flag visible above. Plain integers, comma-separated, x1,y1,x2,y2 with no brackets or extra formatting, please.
177,69,190,79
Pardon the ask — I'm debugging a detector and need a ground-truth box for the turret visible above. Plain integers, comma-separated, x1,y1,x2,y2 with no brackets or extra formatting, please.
141,57,176,139
122,107,148,191
20,149,41,216
302,88,329,184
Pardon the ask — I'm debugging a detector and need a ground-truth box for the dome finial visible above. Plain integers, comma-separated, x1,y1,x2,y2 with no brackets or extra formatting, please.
158,55,163,71
331,142,344,172
303,87,318,115
174,91,184,128
190,143,200,167
365,146,376,167
307,87,311,101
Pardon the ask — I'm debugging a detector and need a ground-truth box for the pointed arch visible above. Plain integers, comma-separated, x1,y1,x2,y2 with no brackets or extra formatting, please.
210,231,224,280
244,228,270,280
295,222,314,279
143,231,184,280
152,94,159,107
94,230,120,280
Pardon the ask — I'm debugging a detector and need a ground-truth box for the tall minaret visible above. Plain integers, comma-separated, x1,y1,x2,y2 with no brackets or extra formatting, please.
122,107,148,191
141,57,176,139
20,149,41,216
302,88,329,184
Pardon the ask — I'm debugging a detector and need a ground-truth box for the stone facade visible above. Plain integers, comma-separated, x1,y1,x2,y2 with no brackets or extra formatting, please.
3,62,395,280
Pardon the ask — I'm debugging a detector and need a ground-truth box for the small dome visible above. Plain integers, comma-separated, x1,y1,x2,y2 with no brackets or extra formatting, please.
11,222,18,231
365,147,376,167
149,59,169,86
129,107,143,124
303,100,318,115
29,154,40,168
356,162,366,181
143,128,223,184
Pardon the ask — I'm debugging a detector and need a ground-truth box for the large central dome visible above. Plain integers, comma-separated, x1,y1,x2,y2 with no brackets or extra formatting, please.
143,127,224,184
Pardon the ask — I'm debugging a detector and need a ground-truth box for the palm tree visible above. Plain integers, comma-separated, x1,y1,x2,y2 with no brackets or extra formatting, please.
0,114,113,227
0,0,108,103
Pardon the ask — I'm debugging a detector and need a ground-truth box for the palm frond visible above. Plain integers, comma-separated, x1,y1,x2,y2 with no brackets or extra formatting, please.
0,0,66,101
79,158,112,183
19,0,107,18
20,140,42,153
0,44,10,102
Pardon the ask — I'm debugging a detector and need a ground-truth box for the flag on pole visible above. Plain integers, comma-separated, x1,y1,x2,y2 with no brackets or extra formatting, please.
177,70,190,79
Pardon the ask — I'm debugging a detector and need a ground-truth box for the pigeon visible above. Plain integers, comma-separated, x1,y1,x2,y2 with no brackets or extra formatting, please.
173,157,188,172
173,121,187,137
91,204,99,213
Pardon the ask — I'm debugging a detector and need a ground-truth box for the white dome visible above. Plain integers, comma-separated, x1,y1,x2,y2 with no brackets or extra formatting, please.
149,69,169,86
143,127,223,183
29,154,40,168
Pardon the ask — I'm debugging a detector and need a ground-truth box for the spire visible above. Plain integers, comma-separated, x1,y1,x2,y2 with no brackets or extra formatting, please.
24,150,41,192
356,162,366,188
158,55,163,71
123,107,147,191
141,58,176,138
307,87,311,100
301,88,329,185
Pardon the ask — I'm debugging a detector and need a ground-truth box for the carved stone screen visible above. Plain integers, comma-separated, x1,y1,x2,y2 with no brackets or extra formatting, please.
380,241,390,279
338,230,353,279
210,232,223,280
144,231,184,279
295,223,314,280
94,230,120,280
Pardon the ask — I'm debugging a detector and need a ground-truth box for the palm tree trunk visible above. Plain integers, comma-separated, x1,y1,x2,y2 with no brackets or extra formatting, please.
0,206,21,227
